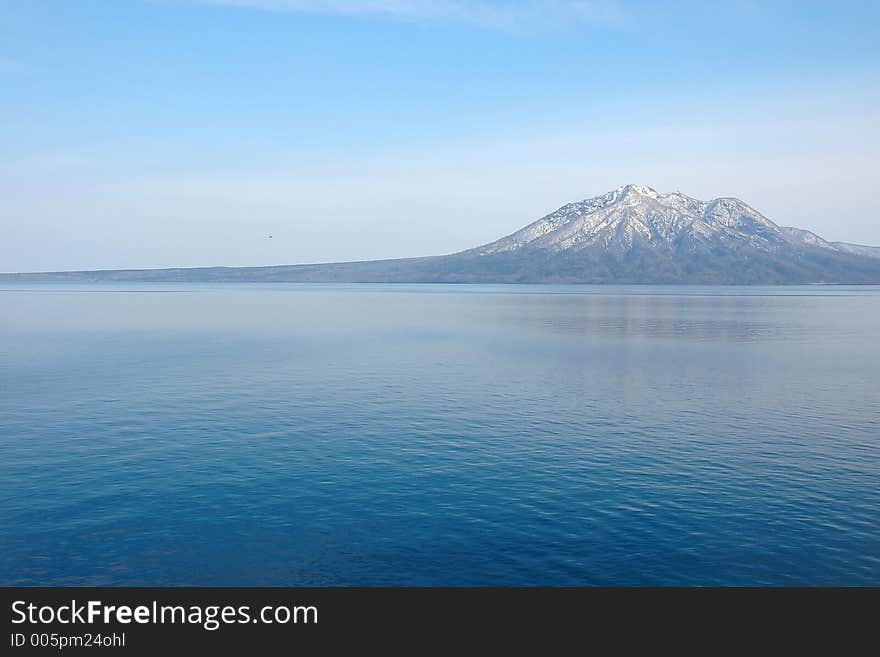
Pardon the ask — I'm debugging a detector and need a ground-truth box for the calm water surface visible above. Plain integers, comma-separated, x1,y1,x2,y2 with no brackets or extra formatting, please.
1,284,878,585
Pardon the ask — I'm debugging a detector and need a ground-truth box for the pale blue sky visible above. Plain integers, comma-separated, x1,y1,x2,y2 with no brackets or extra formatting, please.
2,0,879,271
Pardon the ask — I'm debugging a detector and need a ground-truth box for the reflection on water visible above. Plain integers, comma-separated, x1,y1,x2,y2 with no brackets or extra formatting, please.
488,295,807,342
1,284,878,585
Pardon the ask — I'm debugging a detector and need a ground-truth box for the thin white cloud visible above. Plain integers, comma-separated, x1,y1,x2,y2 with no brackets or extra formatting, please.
187,0,626,29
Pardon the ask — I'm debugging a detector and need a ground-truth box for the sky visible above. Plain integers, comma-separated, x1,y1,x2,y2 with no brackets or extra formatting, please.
1,0,879,272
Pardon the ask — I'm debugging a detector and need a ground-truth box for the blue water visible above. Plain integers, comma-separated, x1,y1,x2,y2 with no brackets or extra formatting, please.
1,283,878,586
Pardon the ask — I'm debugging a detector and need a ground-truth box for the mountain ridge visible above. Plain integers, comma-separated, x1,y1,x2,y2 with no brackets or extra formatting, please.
4,184,880,284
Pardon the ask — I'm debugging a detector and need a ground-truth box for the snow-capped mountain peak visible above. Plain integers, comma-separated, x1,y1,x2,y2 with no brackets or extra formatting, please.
612,183,661,200
478,185,787,255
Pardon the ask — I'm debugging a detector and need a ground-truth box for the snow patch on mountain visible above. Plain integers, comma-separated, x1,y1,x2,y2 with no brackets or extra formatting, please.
782,227,880,259
781,226,834,249
831,242,880,259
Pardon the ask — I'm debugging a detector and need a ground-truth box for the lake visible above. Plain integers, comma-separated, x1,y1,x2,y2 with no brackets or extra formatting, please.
1,283,878,585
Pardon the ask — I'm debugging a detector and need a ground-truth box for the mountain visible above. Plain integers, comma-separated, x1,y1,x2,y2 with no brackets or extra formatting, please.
781,226,880,259
4,184,880,284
